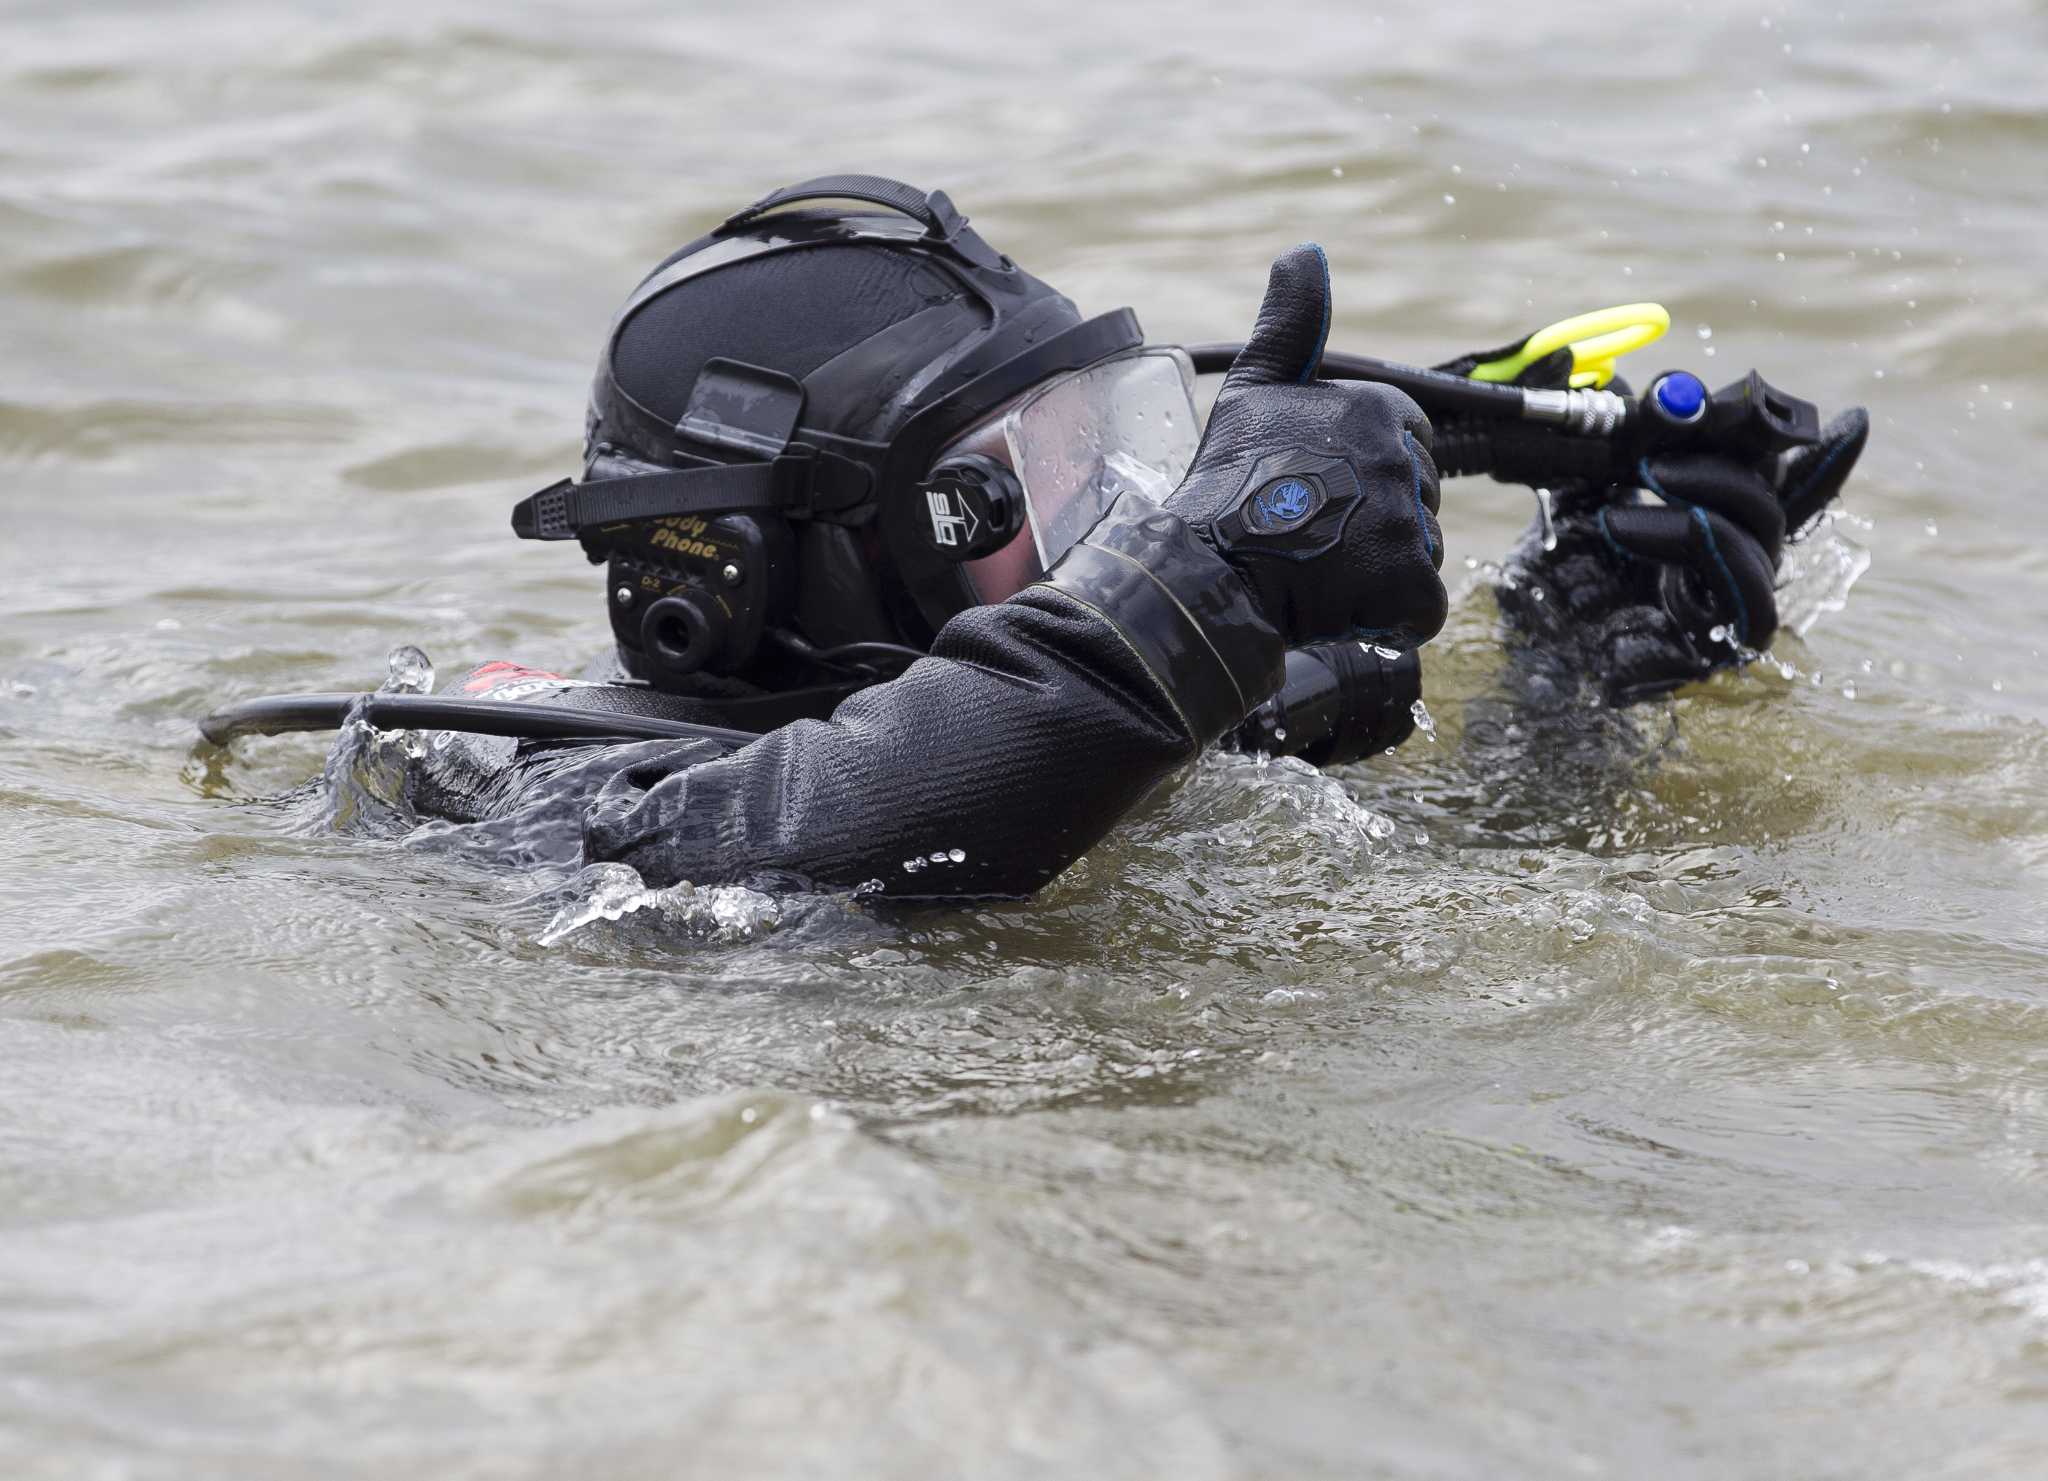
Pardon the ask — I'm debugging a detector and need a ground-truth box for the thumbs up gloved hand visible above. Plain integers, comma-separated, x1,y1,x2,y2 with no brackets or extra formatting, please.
1163,244,1449,650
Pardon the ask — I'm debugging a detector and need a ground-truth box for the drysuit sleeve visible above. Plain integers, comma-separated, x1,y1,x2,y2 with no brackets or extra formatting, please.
579,498,1284,898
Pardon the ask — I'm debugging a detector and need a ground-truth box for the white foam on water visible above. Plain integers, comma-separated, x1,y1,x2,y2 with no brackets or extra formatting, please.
538,862,782,947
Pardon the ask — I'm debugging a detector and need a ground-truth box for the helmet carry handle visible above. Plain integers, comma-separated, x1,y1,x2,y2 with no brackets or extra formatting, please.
719,173,970,242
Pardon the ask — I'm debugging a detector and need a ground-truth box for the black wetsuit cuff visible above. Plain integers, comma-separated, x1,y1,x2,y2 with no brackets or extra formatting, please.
1037,494,1284,745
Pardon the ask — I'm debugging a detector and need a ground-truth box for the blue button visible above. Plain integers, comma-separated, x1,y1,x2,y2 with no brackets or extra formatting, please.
1242,473,1326,535
1263,479,1314,521
1654,370,1707,421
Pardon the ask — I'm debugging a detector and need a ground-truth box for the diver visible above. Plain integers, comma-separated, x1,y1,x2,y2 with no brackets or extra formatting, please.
200,174,1867,899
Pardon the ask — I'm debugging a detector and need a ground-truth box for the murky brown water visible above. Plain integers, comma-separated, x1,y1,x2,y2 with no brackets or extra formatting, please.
4,2,2047,1476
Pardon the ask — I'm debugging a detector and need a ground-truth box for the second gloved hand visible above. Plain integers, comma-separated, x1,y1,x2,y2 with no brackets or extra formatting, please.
1499,407,1869,703
1163,245,1449,650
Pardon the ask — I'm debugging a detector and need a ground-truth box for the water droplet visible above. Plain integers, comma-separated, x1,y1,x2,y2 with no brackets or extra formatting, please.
1409,698,1438,743
1330,165,1345,178
1709,624,1730,644
1696,325,1714,340
1923,519,1938,536
928,850,949,864
948,848,966,864
1841,681,1857,700
1535,486,1558,551
1442,193,1457,206
381,645,434,696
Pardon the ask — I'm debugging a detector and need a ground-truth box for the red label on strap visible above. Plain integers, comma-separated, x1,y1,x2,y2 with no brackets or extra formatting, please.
461,661,568,695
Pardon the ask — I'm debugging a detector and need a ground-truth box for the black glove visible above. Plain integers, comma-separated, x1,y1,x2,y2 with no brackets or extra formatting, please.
1163,245,1448,650
1498,405,1869,703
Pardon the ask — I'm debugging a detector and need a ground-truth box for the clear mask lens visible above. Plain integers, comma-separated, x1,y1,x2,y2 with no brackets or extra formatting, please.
948,348,1200,603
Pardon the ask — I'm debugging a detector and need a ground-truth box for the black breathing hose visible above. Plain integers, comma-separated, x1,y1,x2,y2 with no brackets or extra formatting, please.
1189,341,1821,489
1427,418,1630,483
201,659,1424,767
1189,339,1633,486
1186,342,1527,420
196,692,761,749
765,629,925,672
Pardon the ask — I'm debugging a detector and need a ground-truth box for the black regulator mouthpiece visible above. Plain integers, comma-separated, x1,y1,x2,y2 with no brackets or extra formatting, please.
1634,367,1819,459
1231,640,1421,766
1430,368,1822,487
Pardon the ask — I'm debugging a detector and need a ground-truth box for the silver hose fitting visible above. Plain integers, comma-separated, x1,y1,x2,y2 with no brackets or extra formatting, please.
1520,387,1629,437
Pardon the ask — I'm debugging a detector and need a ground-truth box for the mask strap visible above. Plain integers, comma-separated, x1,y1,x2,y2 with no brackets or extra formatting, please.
510,447,870,542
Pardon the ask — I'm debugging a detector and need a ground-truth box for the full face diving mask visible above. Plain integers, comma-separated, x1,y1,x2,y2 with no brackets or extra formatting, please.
917,346,1201,604
510,173,1159,688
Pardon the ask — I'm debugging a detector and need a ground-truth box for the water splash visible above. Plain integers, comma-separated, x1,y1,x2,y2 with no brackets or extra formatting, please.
1199,749,1402,854
374,646,437,761
381,644,434,696
1778,516,1872,638
305,695,416,837
538,862,781,947
1534,487,1558,551
1410,698,1438,743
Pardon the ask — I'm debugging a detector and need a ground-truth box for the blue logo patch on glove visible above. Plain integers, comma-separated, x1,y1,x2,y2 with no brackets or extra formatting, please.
1241,474,1326,535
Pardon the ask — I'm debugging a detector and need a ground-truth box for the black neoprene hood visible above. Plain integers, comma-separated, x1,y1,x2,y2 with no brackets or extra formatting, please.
516,175,1145,660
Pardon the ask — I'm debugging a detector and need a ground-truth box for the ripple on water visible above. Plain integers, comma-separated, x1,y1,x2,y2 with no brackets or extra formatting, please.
7,1,2048,1473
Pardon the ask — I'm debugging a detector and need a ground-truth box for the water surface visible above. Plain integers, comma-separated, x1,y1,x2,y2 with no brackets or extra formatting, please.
4,2,2047,1476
